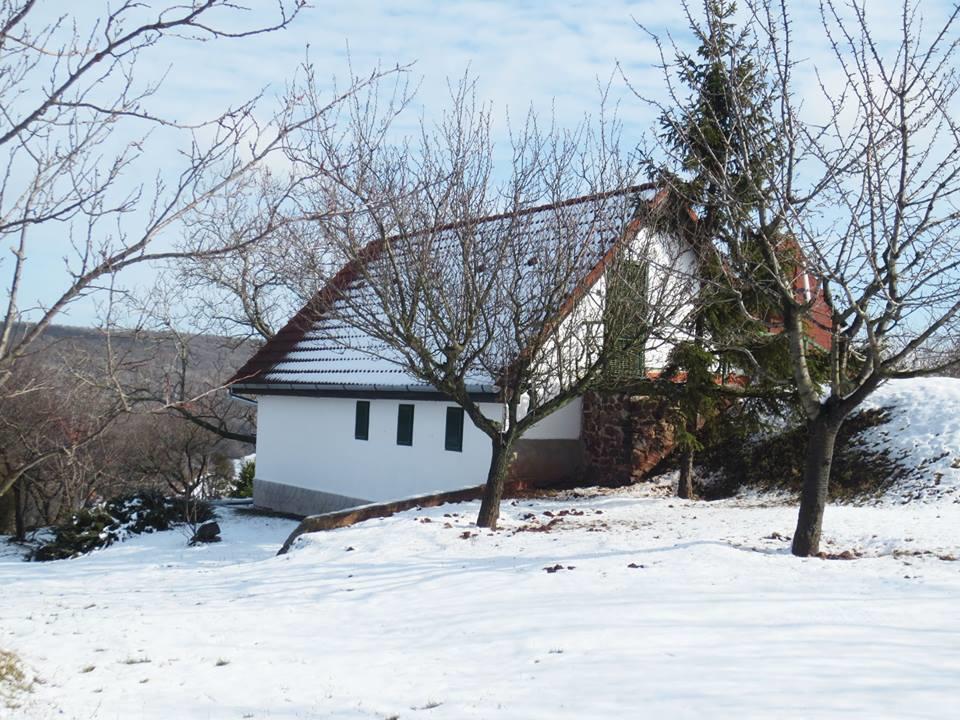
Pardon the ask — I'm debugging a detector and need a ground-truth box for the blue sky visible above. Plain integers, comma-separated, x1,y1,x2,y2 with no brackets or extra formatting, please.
5,0,955,329
10,1,697,328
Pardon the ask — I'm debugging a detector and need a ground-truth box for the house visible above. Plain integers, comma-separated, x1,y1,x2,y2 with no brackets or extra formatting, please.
229,186,700,517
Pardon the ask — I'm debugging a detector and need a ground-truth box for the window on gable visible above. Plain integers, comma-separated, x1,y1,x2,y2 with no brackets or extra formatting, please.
444,406,464,452
354,400,370,441
605,259,649,380
396,403,414,446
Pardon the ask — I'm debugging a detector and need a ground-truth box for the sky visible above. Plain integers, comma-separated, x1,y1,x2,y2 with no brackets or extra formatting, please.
3,0,956,329
7,1,695,328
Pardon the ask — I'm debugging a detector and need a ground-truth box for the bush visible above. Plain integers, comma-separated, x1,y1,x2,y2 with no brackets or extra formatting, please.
693,407,909,501
31,490,214,561
231,459,255,498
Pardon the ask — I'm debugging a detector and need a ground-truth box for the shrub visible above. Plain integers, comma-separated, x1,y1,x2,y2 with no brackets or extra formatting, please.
231,459,255,498
31,490,214,561
693,407,909,501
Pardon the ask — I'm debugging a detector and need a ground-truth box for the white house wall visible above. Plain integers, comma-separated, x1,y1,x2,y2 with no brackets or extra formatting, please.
527,226,698,408
255,395,509,509
254,393,584,514
520,397,582,440
636,227,699,369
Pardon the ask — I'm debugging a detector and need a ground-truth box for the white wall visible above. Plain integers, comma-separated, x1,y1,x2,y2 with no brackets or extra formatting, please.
638,227,699,369
521,396,582,439
256,393,583,503
526,226,698,405
256,395,503,503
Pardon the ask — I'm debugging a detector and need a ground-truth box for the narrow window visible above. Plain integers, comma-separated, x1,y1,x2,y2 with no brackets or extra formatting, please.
396,404,414,446
444,406,464,452
354,400,370,440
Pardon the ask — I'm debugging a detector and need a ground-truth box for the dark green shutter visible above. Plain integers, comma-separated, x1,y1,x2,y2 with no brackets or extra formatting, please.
396,404,414,446
605,259,649,380
354,400,370,440
444,406,464,452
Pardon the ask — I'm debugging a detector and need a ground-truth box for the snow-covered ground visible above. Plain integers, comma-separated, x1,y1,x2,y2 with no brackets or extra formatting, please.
859,377,960,504
2,486,959,719
3,376,959,718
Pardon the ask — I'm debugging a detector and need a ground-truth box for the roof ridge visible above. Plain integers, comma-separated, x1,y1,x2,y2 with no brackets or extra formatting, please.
380,183,655,243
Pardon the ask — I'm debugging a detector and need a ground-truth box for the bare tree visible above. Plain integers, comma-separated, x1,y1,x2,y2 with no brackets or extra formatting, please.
0,350,121,537
0,1,405,503
273,79,701,528
124,59,417,447
129,412,232,501
641,0,960,555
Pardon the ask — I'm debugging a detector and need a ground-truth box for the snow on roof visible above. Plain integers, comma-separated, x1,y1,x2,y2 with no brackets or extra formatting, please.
230,186,655,395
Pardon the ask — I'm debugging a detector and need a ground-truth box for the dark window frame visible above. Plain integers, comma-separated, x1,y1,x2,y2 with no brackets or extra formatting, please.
444,406,465,452
396,403,415,446
354,400,370,440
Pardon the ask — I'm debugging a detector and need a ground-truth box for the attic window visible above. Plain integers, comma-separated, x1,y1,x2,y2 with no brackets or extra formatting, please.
396,404,415,446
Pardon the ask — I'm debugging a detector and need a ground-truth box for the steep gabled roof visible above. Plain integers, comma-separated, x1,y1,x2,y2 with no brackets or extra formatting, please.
229,186,655,397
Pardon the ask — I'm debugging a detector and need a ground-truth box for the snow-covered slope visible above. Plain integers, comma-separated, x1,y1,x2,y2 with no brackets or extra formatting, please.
858,377,960,504
2,491,959,719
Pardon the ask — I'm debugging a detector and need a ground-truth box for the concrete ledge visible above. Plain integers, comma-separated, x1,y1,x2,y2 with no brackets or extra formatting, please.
277,485,484,555
254,478,369,518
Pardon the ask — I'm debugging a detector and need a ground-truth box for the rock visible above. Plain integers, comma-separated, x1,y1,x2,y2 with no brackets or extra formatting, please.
189,521,221,545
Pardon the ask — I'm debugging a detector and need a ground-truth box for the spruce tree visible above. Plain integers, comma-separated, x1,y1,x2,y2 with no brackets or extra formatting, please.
644,0,795,498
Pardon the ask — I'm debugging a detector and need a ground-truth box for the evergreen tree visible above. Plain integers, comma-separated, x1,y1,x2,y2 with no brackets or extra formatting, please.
643,0,803,498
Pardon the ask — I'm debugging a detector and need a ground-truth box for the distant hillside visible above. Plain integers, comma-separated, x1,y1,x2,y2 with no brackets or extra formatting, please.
10,323,261,456
12,323,260,384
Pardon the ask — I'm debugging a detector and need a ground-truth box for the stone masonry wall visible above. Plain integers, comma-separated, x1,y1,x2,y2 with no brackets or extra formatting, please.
582,392,679,486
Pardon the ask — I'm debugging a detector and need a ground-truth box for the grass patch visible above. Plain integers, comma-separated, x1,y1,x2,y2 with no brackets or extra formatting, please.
120,657,151,665
1,649,31,708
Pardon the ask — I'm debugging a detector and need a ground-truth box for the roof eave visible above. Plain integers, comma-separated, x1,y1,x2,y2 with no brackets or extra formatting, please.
229,381,500,403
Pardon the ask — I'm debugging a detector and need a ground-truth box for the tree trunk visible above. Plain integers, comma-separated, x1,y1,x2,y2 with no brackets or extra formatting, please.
13,477,26,542
677,446,695,499
476,438,513,529
676,412,698,499
0,484,14,535
791,412,842,557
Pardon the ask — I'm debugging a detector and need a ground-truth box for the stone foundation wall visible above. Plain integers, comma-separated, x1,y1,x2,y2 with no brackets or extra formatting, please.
581,392,678,486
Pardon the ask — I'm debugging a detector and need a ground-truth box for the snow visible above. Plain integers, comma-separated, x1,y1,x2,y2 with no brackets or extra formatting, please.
858,377,960,504
3,376,960,718
2,486,959,719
